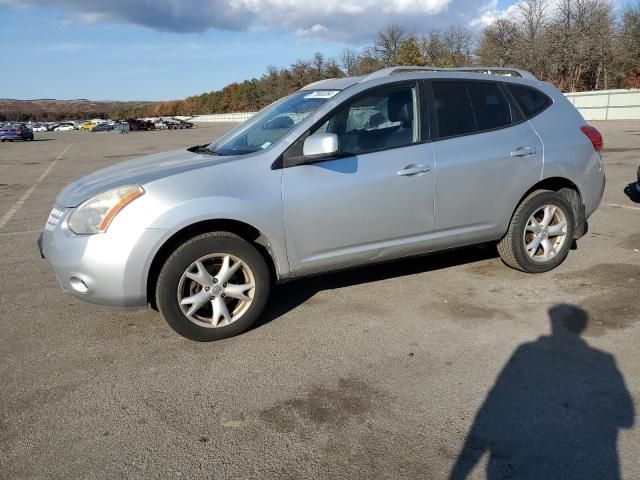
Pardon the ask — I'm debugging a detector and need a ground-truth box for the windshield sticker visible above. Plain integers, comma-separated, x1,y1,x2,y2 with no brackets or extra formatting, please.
304,90,340,99
261,141,272,149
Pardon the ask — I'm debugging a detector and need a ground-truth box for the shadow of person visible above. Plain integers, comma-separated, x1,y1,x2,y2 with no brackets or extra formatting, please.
449,304,634,480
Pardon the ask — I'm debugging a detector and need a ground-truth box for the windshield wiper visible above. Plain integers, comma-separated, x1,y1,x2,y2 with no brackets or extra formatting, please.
187,144,218,155
211,147,261,156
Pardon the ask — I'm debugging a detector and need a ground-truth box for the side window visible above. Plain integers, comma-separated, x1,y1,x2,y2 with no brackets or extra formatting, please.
433,82,512,139
466,83,512,131
432,83,475,138
506,84,552,118
314,85,418,155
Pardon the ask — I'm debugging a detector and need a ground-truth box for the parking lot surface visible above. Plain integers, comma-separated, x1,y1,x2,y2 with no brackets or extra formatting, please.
1,123,639,479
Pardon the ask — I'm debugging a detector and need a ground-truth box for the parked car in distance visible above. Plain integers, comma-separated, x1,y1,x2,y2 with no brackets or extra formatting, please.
90,123,114,132
1,124,34,141
40,66,606,341
80,122,97,131
54,124,75,132
30,124,48,132
112,121,130,133
166,118,194,129
127,118,155,131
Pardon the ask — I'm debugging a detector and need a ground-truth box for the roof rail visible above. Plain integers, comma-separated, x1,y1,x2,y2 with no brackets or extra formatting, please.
362,66,537,82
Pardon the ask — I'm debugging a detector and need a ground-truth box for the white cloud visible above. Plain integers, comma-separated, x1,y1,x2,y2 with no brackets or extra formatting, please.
470,0,523,27
0,0,520,42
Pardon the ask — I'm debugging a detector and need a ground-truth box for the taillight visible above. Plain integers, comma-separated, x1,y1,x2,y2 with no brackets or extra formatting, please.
580,125,603,152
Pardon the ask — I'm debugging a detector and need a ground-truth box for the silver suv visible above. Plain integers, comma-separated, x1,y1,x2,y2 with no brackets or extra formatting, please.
39,67,606,341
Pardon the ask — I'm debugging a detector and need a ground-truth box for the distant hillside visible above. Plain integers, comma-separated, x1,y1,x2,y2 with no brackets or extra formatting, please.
0,98,160,122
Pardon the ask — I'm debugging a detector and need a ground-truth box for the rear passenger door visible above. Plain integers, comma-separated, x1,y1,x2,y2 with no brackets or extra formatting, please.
428,80,543,250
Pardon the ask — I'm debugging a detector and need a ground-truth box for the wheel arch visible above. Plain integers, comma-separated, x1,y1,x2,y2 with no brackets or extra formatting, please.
512,177,585,238
146,218,278,310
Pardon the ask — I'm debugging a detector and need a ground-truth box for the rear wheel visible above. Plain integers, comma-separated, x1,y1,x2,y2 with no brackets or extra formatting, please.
156,232,270,341
498,190,575,273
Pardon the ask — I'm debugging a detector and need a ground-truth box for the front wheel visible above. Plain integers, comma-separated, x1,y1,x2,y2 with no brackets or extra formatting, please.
156,232,270,341
498,190,575,273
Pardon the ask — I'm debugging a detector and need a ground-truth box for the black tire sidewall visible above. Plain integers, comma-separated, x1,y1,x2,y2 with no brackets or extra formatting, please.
511,191,575,273
156,234,270,341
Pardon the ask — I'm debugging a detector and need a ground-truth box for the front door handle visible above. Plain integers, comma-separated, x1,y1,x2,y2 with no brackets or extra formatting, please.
510,146,536,157
397,164,430,176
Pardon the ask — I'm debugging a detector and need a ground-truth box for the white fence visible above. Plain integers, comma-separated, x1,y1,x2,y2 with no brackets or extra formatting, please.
191,112,257,123
187,89,640,124
565,89,640,120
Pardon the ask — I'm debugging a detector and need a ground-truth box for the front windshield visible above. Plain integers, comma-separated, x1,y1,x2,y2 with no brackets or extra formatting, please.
208,90,340,156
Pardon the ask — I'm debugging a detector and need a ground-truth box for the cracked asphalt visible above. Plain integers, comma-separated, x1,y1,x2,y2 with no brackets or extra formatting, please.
1,122,638,479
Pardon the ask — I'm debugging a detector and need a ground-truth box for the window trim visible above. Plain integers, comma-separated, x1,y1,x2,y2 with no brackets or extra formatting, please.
427,79,523,142
278,80,429,169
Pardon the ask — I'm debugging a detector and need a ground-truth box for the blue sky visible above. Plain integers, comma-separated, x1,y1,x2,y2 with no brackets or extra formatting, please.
0,0,634,101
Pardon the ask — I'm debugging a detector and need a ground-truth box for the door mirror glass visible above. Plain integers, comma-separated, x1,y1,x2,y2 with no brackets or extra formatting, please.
303,133,339,159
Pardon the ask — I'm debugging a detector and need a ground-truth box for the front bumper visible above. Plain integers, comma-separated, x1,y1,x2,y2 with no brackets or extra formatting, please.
39,206,172,307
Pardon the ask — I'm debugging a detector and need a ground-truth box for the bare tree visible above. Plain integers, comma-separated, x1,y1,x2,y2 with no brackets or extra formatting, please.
421,30,450,66
619,3,640,87
518,0,549,75
511,0,619,91
341,48,360,75
477,18,522,67
442,25,474,66
310,52,326,81
374,24,407,66
355,51,385,75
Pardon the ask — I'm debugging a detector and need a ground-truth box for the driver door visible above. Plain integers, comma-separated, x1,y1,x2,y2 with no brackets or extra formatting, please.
282,83,435,276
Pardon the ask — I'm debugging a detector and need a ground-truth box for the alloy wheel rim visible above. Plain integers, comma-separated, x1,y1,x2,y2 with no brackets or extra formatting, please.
177,253,255,328
523,204,568,262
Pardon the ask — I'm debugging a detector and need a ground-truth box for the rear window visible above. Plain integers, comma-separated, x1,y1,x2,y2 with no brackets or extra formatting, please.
433,81,512,138
506,84,552,118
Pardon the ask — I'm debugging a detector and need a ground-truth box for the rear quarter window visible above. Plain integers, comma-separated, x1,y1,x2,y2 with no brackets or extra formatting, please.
506,84,552,119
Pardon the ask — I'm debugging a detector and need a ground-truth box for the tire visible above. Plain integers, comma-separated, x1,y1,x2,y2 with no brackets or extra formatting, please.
156,232,271,341
498,190,575,273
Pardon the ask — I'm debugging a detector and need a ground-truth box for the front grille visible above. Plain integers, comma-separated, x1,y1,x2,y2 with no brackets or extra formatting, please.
44,206,67,231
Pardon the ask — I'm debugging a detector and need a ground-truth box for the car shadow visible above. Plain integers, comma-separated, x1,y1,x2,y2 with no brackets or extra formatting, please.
448,304,634,480
254,244,499,329
623,182,640,203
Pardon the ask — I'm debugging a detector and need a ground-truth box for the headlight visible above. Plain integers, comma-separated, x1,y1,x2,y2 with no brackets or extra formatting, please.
67,185,144,235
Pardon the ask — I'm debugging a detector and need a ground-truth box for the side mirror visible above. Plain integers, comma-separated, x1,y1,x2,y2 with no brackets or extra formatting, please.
303,133,339,160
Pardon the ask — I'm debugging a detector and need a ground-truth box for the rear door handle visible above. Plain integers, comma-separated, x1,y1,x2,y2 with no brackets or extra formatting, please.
397,164,430,176
510,146,536,157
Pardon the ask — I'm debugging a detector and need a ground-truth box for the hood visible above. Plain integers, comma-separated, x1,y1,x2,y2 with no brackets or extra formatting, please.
56,148,214,207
